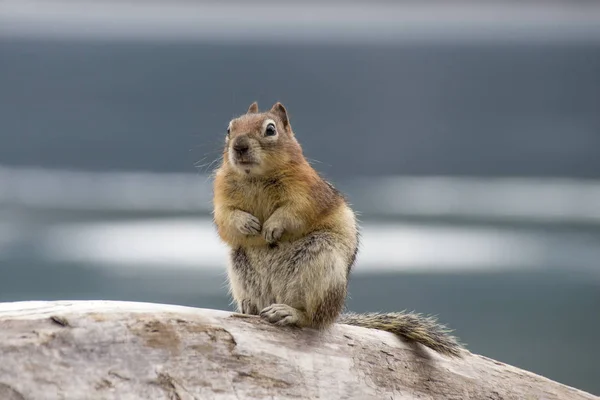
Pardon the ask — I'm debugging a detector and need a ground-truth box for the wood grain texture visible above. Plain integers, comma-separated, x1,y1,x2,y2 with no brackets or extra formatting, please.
0,300,596,400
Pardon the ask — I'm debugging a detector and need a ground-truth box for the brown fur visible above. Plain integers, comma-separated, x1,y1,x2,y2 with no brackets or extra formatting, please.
212,102,463,358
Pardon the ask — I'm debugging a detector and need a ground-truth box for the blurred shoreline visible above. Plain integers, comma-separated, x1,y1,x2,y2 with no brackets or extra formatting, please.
1,165,600,280
2,165,600,226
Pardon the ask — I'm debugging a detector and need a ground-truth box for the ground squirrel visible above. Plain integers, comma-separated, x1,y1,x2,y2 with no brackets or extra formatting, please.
212,101,462,357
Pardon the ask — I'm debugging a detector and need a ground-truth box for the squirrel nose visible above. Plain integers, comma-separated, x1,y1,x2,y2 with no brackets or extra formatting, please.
233,140,250,155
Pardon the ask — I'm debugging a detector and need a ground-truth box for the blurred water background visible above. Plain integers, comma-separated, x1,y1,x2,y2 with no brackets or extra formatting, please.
1,0,599,395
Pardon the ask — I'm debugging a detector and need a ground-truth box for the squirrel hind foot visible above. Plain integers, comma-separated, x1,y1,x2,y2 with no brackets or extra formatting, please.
338,311,464,358
260,304,309,327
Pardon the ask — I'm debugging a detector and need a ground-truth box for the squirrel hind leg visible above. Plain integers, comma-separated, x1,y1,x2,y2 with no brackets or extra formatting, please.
267,230,349,330
338,311,464,358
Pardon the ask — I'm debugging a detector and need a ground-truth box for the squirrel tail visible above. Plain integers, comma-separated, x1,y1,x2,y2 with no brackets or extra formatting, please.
338,311,463,357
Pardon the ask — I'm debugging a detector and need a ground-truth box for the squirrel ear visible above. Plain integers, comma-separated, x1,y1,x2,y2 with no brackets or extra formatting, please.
247,102,259,114
269,102,290,129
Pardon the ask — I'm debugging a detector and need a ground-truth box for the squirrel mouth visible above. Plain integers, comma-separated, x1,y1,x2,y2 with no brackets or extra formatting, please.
234,159,258,167
233,157,258,166
233,159,259,175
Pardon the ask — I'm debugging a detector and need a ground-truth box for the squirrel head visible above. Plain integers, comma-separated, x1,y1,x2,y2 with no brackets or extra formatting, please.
223,101,304,177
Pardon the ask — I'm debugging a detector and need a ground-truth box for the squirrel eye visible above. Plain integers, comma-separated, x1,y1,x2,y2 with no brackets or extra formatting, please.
265,123,277,137
226,127,230,136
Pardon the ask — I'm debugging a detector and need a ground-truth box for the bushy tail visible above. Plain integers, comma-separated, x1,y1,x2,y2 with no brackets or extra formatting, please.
338,311,463,357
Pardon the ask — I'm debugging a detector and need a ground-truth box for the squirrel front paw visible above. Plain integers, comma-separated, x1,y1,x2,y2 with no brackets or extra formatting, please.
262,218,284,244
233,211,261,236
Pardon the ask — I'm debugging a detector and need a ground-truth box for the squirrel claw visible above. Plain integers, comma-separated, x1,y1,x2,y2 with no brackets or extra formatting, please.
260,304,298,326
234,212,261,236
275,316,297,326
263,226,284,244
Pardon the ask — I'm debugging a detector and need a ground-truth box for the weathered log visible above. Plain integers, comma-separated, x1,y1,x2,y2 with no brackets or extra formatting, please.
0,301,596,400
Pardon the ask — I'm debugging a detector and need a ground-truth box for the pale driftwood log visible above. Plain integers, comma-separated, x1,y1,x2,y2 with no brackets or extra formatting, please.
0,301,596,400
